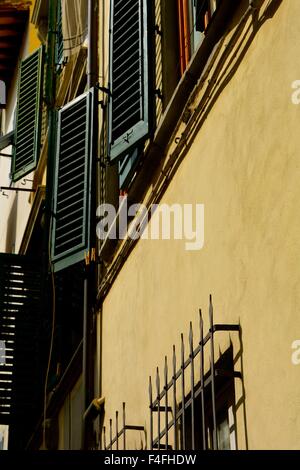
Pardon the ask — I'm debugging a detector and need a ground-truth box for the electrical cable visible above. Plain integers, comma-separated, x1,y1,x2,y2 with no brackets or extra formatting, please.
42,215,56,449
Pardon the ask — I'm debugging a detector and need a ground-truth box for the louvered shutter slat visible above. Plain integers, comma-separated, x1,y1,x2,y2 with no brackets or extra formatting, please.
11,47,44,182
51,90,94,273
108,0,151,161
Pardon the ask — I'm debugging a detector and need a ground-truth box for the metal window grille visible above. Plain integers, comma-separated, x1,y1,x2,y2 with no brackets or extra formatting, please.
149,295,241,450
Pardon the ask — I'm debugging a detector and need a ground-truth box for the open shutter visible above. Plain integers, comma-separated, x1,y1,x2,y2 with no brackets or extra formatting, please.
108,0,151,162
11,47,44,182
0,254,45,449
51,90,95,273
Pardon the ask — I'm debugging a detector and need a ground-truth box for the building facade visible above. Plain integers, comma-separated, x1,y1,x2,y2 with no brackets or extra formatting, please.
0,0,300,450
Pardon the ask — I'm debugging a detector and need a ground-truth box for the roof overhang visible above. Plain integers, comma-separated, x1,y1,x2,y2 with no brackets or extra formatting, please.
0,1,30,88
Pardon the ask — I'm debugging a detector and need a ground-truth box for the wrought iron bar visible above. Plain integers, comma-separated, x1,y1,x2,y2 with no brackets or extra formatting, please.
103,426,106,449
209,295,218,450
200,310,206,450
151,324,240,407
189,322,195,450
156,367,160,450
164,356,168,450
116,411,119,450
181,333,186,450
122,402,126,450
149,376,153,450
172,345,177,450
109,418,113,450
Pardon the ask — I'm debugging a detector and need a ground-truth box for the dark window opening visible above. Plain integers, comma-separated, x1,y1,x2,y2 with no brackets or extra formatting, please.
46,263,84,391
149,299,241,451
183,347,236,450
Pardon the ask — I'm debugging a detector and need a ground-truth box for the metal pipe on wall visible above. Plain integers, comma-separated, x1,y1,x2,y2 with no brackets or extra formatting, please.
82,0,99,450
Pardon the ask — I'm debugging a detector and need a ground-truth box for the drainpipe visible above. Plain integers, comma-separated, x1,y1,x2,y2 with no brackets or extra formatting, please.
42,0,58,450
82,0,99,450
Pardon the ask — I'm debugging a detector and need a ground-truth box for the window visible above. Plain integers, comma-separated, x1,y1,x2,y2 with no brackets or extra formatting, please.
178,0,220,75
0,426,8,451
149,298,241,450
104,0,230,191
59,376,84,450
183,347,236,450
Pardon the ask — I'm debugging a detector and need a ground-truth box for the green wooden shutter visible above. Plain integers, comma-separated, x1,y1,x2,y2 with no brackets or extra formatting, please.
0,254,44,448
11,47,44,182
108,0,152,162
51,90,95,273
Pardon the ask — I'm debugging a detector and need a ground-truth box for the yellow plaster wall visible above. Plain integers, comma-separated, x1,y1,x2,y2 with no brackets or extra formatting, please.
100,0,300,450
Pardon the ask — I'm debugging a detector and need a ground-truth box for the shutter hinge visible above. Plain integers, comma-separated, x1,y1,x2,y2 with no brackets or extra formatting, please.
96,158,106,169
85,248,97,266
99,101,107,110
155,89,163,101
96,84,112,97
97,84,112,109
0,153,12,158
123,130,133,144
155,25,162,36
